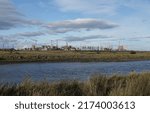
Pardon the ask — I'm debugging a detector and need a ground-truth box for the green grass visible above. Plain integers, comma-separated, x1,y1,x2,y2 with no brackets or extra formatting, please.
0,50,150,63
0,72,150,96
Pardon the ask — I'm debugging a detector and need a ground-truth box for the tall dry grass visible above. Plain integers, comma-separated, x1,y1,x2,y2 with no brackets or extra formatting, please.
0,72,150,96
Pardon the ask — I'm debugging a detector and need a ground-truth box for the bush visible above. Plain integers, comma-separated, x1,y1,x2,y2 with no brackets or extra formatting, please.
130,51,136,54
0,57,5,61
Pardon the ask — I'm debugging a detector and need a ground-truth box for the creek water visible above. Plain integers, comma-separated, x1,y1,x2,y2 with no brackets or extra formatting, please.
0,61,150,83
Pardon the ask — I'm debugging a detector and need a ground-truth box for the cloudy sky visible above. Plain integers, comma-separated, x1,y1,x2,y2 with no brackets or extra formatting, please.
0,0,150,50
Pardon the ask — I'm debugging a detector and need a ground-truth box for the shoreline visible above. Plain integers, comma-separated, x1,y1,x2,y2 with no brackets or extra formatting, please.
0,59,150,65
1,50,150,65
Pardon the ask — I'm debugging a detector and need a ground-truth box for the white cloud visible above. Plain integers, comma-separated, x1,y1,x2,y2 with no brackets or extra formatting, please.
63,35,111,42
0,0,43,30
54,0,118,14
45,18,118,33
17,31,45,37
0,31,46,40
53,0,150,15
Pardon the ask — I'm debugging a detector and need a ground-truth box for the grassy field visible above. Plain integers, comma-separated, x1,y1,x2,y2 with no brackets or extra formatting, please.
0,72,150,96
0,50,150,63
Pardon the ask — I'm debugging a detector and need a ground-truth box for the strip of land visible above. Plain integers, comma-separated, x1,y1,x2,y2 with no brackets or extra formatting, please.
0,72,150,96
0,50,150,64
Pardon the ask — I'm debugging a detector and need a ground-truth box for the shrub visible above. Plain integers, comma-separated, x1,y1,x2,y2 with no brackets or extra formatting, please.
130,51,136,54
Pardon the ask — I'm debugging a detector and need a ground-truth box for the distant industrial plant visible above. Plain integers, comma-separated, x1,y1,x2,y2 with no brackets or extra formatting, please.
1,44,126,52
0,39,127,52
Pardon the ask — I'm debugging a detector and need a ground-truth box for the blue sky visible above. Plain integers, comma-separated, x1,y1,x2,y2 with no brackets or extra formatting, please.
0,0,150,50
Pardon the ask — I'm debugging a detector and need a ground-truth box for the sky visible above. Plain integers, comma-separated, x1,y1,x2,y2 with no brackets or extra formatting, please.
0,0,150,50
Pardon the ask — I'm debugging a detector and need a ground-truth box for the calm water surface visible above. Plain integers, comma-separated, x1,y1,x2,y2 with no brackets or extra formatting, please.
0,61,150,83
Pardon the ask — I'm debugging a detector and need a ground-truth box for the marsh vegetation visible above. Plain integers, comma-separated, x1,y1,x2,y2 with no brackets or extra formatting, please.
0,72,150,96
0,50,150,63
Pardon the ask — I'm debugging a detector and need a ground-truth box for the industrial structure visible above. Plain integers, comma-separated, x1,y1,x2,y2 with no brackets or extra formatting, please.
0,39,128,52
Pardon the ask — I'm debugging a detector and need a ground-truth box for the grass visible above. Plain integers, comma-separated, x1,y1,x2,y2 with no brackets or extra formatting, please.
0,72,150,96
0,50,150,63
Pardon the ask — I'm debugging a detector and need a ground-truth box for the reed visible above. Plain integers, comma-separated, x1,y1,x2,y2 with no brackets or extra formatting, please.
0,72,150,96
